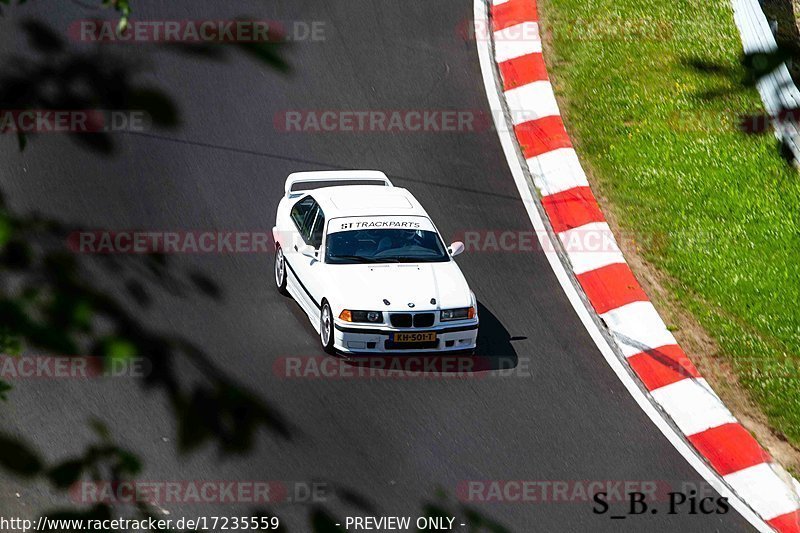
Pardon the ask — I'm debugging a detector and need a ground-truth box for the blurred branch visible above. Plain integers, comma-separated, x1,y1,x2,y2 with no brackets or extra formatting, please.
0,0,131,31
1,6,289,152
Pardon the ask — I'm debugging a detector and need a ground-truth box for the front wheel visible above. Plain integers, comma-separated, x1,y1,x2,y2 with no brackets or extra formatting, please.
274,245,288,295
319,301,336,354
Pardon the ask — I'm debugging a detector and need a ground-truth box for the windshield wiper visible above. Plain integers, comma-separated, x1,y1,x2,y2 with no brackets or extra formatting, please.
330,255,371,263
330,255,399,264
395,257,444,263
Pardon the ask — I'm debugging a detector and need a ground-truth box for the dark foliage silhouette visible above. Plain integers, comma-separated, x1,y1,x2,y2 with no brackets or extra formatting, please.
0,2,512,531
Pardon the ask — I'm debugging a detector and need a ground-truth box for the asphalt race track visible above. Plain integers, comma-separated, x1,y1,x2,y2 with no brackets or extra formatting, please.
0,0,754,531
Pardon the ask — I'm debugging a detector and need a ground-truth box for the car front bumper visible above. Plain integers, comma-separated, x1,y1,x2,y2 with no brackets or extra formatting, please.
332,321,479,354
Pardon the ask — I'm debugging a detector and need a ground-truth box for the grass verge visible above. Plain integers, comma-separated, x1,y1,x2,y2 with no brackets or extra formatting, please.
539,0,800,451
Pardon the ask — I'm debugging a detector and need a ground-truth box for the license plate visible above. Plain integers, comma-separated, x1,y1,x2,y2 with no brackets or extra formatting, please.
392,332,437,343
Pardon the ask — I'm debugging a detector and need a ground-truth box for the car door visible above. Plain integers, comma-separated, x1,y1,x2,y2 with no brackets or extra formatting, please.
293,202,327,316
285,196,321,316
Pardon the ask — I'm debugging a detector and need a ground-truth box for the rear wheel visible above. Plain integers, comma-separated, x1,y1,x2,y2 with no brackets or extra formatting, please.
319,301,335,354
274,245,287,294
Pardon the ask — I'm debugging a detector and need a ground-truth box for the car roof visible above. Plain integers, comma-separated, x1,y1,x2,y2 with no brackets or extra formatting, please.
301,185,431,219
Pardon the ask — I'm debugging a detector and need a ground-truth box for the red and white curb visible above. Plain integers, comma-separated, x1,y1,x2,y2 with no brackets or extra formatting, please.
476,0,800,530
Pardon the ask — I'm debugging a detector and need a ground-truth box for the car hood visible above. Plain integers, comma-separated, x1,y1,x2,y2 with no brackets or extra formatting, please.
325,261,473,311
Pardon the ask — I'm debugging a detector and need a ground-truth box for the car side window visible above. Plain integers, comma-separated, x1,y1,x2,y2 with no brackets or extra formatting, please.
290,196,316,240
309,209,325,248
301,205,320,244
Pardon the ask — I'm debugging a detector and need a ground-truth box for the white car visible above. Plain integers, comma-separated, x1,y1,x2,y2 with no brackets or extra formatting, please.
272,170,479,355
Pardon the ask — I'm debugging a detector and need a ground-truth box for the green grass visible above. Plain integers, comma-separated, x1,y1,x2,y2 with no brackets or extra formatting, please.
540,0,800,445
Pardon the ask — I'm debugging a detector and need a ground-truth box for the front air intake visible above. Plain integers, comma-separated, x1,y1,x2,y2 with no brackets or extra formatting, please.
390,313,412,327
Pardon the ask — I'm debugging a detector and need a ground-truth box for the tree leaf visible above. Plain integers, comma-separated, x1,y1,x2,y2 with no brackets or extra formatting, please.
0,380,12,401
0,434,42,476
48,460,84,488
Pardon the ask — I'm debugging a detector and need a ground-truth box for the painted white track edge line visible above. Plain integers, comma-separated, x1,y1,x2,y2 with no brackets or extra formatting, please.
472,0,771,530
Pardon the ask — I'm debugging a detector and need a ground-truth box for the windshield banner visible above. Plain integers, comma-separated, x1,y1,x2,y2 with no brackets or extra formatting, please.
328,216,436,234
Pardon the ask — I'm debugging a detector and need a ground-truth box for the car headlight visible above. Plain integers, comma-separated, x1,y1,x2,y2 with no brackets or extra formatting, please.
339,310,383,323
440,307,475,321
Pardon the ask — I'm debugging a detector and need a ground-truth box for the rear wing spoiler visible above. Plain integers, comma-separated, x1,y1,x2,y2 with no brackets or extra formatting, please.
284,170,393,197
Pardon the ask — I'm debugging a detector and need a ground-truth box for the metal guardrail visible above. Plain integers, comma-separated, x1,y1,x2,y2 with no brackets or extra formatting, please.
731,0,800,161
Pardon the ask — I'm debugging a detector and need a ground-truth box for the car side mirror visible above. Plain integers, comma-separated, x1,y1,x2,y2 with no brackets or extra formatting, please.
300,244,318,259
448,241,465,257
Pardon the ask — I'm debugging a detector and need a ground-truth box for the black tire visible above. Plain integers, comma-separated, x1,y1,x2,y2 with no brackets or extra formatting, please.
274,245,288,295
319,301,336,354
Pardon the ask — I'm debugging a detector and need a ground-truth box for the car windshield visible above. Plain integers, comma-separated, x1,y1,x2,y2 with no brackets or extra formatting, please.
326,228,450,264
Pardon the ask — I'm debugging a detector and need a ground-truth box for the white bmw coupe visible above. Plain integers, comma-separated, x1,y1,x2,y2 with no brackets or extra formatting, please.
272,170,478,355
